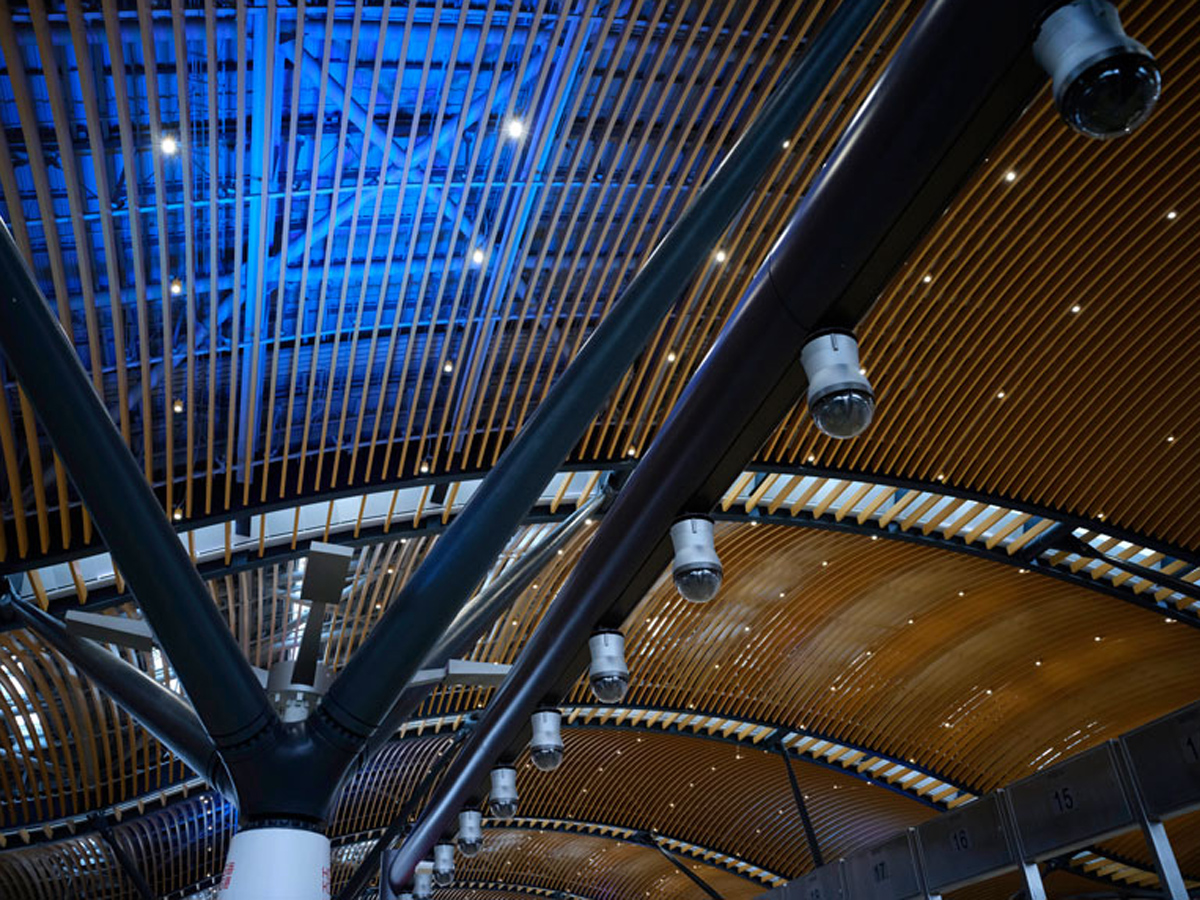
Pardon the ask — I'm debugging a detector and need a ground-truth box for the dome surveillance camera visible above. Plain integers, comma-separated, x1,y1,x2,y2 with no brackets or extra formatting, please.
457,809,484,857
800,331,874,439
588,630,630,704
489,765,519,818
1034,0,1160,139
530,708,565,772
433,843,455,887
414,864,434,900
670,517,723,603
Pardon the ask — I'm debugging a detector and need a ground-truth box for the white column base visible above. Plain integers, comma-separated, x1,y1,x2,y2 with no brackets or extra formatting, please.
217,827,331,900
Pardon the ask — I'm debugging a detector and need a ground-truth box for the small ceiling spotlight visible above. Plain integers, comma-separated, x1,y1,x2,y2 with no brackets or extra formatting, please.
472,248,486,265
160,134,179,155
714,249,727,264
414,863,434,900
1004,170,1018,183
800,330,874,439
1166,210,1178,221
169,277,183,296
529,708,564,771
173,398,185,414
433,842,455,887
489,766,519,817
1033,0,1161,139
443,361,454,374
457,809,484,857
505,118,526,139
588,629,629,704
669,517,722,603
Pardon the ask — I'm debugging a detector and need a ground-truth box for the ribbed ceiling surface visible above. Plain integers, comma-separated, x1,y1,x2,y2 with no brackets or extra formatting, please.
0,0,1197,898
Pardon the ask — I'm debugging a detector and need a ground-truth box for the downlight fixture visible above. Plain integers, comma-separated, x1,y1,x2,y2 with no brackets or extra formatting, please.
800,331,874,439
456,809,484,857
433,842,455,887
529,708,565,771
588,630,629,704
670,517,723,603
1033,0,1160,139
489,765,519,818
414,863,434,900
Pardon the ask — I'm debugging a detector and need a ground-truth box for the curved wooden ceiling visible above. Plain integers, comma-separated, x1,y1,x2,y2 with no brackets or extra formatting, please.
0,0,1198,897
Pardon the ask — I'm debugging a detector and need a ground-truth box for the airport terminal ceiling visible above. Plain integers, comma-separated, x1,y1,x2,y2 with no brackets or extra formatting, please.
0,0,1197,898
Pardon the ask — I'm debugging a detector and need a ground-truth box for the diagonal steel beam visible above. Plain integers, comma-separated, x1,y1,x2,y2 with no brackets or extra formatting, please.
377,0,1057,889
0,217,279,752
314,0,893,766
774,738,824,868
0,584,235,800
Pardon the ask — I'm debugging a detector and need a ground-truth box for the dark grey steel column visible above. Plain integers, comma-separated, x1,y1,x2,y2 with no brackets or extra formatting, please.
314,0,895,746
0,587,235,800
776,740,824,868
378,0,1055,888
87,812,156,900
0,222,278,751
359,491,607,766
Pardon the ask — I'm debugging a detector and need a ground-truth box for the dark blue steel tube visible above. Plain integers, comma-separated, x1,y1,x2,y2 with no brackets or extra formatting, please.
376,0,1053,891
319,0,891,749
0,221,277,750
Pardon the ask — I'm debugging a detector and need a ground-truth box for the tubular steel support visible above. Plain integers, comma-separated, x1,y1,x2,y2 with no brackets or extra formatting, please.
335,723,475,900
640,833,726,900
314,0,896,756
380,0,1054,890
360,490,608,767
776,740,824,868
0,220,277,752
0,586,235,800
87,812,156,900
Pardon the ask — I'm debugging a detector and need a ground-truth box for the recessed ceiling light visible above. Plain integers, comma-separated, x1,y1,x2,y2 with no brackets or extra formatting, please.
505,118,525,139
781,140,791,149
957,590,965,597
443,361,453,374
821,560,828,567
666,352,676,364
1035,659,1042,666
871,535,878,541
922,274,932,284
807,454,816,463
471,248,485,265
714,249,727,264
1094,635,1102,642
160,134,179,155
1166,617,1176,624
996,390,1006,399
1004,170,1017,182
1167,210,1178,220
1167,435,1175,443
907,618,914,625
1070,304,1082,314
